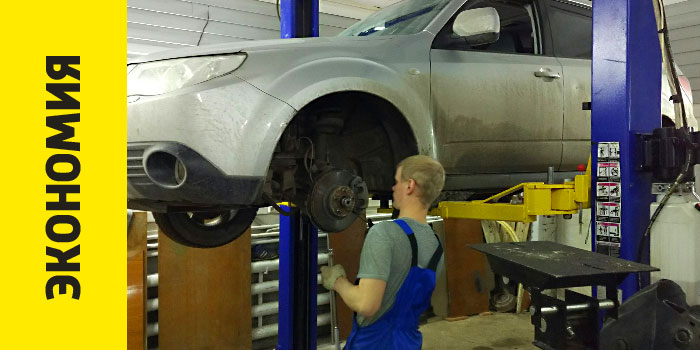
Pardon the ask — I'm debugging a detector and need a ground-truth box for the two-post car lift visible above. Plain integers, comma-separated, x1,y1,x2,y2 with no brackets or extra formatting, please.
273,0,699,349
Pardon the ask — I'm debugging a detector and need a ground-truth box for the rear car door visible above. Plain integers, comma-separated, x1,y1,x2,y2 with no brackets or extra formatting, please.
545,0,593,171
430,0,564,175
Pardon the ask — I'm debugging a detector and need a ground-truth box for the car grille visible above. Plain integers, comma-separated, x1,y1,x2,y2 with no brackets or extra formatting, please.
127,144,151,186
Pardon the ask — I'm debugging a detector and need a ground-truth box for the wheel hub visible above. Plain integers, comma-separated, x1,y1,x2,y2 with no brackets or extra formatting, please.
330,186,355,217
307,168,368,233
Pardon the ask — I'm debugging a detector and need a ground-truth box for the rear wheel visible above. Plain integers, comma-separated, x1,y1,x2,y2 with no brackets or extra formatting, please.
153,208,257,248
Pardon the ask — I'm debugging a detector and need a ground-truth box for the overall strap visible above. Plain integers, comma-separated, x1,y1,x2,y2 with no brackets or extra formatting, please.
427,234,443,272
394,219,418,267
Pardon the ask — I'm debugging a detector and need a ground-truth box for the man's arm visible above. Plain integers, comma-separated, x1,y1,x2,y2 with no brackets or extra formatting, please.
333,277,386,318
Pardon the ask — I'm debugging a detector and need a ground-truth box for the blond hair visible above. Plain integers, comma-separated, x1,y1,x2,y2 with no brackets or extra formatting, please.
397,155,445,207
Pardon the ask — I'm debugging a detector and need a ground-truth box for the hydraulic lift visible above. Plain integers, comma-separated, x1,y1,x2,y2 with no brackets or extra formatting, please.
465,0,700,348
431,158,591,222
590,0,662,297
274,0,700,349
276,3,321,350
277,205,319,350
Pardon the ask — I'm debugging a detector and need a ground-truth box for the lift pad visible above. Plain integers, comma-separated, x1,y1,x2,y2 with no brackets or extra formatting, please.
470,241,658,289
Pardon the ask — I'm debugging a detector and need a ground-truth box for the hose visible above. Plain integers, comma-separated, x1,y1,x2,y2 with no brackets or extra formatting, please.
496,221,524,312
637,0,696,290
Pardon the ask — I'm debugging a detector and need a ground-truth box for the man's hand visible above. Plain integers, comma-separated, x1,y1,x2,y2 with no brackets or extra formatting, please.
321,264,346,291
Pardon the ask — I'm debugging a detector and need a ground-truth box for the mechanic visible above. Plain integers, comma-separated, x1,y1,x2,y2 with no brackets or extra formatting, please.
321,155,445,350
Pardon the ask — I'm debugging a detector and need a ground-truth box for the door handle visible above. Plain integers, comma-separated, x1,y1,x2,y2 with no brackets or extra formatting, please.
534,68,561,79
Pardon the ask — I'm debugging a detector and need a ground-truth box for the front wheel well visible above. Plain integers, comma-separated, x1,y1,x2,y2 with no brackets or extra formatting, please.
268,91,419,201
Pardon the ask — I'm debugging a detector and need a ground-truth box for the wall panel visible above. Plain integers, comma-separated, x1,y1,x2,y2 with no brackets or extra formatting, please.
127,0,365,59
668,0,700,121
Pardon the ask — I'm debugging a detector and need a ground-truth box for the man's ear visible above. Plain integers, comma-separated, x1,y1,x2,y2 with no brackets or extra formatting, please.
406,179,417,194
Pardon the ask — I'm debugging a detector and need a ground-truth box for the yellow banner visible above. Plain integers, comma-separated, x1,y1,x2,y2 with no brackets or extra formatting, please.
2,1,125,348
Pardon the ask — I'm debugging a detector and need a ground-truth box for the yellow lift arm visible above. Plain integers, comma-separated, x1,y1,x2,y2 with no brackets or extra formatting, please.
429,157,592,222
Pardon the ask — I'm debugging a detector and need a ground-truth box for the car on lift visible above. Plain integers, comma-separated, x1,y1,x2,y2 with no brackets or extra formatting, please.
127,0,695,248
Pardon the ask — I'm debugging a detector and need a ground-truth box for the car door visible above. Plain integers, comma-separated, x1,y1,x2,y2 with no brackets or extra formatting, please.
430,0,563,175
545,0,592,171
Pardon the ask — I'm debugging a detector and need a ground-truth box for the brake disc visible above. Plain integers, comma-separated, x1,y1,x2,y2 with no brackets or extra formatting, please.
306,168,368,233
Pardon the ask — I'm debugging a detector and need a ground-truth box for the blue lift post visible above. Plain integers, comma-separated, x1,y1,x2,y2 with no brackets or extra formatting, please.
277,2,319,350
591,0,661,300
280,0,319,38
277,205,319,350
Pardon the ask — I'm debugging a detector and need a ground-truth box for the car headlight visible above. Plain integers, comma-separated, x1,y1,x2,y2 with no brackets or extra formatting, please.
127,54,247,96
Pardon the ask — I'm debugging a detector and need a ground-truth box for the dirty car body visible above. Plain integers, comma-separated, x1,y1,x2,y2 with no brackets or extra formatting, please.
127,0,695,247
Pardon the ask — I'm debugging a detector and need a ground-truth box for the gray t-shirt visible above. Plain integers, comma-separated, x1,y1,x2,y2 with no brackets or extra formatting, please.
355,217,444,327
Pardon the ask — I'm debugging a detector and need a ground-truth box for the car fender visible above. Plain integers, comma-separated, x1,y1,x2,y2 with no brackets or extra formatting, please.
128,75,298,178
234,38,437,158
288,75,434,157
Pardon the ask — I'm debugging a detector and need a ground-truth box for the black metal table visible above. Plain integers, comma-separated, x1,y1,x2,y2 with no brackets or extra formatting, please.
470,241,658,289
470,241,658,350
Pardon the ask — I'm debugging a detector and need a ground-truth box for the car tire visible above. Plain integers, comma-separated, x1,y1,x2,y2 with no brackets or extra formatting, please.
153,208,257,248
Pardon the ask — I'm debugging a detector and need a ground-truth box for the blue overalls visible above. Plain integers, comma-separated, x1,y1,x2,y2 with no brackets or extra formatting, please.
345,219,444,350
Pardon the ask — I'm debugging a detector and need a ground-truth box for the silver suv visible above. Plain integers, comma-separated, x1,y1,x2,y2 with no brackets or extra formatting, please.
127,0,695,247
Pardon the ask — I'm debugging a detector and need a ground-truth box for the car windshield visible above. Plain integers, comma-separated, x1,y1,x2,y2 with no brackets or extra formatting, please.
338,0,452,37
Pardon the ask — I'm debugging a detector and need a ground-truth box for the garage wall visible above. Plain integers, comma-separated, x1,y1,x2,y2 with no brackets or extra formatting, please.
127,0,372,58
666,0,700,119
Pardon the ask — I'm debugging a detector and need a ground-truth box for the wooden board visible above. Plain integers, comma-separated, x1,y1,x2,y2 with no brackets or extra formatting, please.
158,228,252,350
443,218,492,317
127,212,147,350
327,216,367,340
429,220,449,318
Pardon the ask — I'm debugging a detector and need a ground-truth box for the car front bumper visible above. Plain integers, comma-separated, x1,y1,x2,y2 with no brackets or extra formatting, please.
127,73,296,211
127,141,264,212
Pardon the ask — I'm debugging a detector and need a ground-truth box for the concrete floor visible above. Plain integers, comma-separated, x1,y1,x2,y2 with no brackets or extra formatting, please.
422,312,538,350
319,312,538,350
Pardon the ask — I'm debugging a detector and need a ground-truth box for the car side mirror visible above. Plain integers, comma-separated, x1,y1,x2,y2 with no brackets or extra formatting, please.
452,7,500,46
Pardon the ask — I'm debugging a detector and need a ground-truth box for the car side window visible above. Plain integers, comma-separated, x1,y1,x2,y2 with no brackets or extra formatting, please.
547,2,591,59
432,0,540,55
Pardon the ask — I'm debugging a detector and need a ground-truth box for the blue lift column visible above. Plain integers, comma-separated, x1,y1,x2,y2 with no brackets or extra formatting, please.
280,0,319,38
591,0,661,300
277,206,319,350
277,3,319,350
